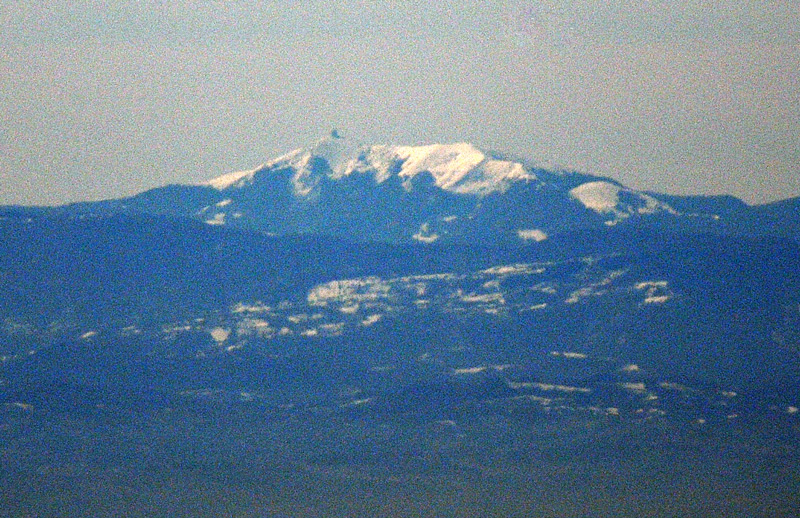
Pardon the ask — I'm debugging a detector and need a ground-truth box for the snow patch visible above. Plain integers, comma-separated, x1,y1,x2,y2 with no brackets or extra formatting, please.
635,280,673,304
237,318,274,337
361,314,382,326
659,382,688,391
550,351,587,359
205,169,256,190
517,229,548,242
453,364,510,375
565,269,626,303
205,213,226,225
210,327,230,343
378,143,486,189
457,291,505,304
341,398,373,408
526,382,590,393
339,304,360,315
481,263,542,276
308,277,390,305
412,223,439,243
570,181,622,213
338,142,535,195
453,366,487,375
620,382,647,392
570,181,677,221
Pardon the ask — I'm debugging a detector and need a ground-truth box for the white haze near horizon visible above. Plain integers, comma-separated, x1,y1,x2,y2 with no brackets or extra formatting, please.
1,1,798,206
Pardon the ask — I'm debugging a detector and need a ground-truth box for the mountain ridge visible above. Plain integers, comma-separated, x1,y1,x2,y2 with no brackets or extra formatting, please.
3,134,798,244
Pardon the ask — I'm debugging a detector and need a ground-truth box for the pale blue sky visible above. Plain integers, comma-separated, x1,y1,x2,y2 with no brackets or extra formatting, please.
2,1,798,205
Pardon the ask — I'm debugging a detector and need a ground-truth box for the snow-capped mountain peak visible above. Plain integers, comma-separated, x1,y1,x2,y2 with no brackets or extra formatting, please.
204,137,536,197
202,130,351,192
190,135,696,244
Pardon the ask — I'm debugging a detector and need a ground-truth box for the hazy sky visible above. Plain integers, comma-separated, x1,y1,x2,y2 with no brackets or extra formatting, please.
2,1,799,205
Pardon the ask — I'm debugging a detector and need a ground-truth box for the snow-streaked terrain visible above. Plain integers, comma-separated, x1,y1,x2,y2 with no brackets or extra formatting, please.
2,207,799,518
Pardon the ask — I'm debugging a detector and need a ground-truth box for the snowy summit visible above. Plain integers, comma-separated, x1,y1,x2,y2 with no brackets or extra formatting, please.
187,132,688,244
203,132,537,197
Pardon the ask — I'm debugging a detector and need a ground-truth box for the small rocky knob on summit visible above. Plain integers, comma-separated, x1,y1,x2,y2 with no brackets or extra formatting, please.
330,128,342,139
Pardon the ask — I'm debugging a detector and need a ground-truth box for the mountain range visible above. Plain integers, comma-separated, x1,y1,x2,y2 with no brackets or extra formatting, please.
9,131,798,245
1,133,799,516
2,132,800,388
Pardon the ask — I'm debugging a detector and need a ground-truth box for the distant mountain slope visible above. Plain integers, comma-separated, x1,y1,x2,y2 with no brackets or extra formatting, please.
749,197,800,241
1,211,798,392
0,211,520,335
646,192,800,242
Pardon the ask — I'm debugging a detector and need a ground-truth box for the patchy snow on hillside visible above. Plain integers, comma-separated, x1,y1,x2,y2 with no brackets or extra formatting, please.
570,181,623,213
570,181,677,222
634,280,673,304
